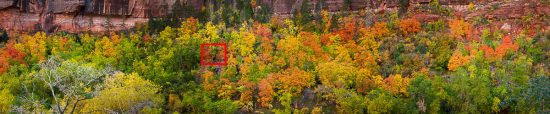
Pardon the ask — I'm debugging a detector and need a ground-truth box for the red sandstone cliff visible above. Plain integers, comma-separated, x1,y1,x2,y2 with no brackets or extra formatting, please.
0,0,547,34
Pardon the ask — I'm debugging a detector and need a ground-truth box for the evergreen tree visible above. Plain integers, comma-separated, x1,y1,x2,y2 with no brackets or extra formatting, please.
343,0,352,11
399,0,410,16
172,0,185,18
254,2,272,23
299,0,313,25
0,29,7,43
240,0,254,23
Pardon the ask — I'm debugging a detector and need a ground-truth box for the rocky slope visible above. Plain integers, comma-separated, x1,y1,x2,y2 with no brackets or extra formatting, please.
0,0,547,34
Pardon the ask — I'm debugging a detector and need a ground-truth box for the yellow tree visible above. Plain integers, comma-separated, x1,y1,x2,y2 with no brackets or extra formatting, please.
0,89,14,113
277,35,308,67
201,70,217,92
272,67,315,95
231,27,256,57
217,78,236,100
81,73,163,113
94,36,118,58
178,18,199,38
237,79,256,111
316,61,356,88
321,10,332,33
159,26,177,47
80,33,96,52
382,74,411,96
19,32,47,62
356,68,383,94
449,19,473,41
195,22,222,43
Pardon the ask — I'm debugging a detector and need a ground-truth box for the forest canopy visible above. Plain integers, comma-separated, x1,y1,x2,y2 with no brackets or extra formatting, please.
0,0,549,113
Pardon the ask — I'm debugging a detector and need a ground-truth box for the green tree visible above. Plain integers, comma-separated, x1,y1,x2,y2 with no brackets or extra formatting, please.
0,29,7,43
366,89,396,114
447,62,492,113
254,2,272,23
271,93,293,114
239,0,254,22
180,88,239,113
408,75,437,113
33,57,109,114
334,88,366,113
293,0,313,26
520,76,549,113
398,0,410,16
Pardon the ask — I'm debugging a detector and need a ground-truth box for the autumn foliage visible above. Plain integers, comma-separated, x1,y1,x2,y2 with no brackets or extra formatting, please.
334,17,359,43
478,36,519,61
382,74,410,96
258,79,274,108
0,6,547,113
398,18,421,35
0,51,8,73
449,19,473,41
448,50,471,71
361,22,390,39
272,67,315,95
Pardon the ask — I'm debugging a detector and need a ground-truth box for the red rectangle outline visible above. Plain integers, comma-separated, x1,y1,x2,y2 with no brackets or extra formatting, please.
200,43,228,66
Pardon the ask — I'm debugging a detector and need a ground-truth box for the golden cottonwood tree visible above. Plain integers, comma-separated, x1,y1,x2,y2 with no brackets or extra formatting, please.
217,78,236,100
94,36,118,58
277,35,308,67
231,27,256,57
50,37,70,55
81,73,163,113
356,68,384,94
316,61,356,88
449,19,473,41
18,32,47,62
0,89,14,113
382,74,411,96
321,10,332,33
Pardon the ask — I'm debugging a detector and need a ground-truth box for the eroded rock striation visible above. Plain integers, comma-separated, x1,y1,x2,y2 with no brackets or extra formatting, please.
0,0,546,34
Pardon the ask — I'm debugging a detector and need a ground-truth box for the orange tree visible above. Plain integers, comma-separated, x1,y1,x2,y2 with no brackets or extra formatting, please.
398,18,421,36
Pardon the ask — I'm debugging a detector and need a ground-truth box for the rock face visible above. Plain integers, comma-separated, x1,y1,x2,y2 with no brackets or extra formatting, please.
466,1,550,20
0,0,174,33
0,0,13,9
0,0,544,33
